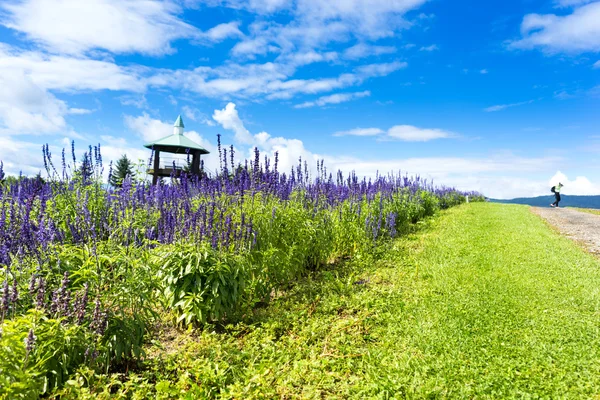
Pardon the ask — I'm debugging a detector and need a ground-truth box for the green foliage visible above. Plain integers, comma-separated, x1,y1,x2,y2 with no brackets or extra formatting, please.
1,168,473,395
0,310,100,399
109,154,135,188
156,242,247,325
54,203,600,398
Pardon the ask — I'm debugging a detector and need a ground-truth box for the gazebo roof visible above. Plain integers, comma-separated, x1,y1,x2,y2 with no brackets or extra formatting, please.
174,115,184,128
144,134,210,154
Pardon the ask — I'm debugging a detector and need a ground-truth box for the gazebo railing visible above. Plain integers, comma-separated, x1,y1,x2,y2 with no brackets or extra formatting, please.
149,155,191,171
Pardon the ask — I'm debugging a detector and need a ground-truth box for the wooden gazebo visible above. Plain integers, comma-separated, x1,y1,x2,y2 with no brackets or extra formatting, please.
144,115,210,184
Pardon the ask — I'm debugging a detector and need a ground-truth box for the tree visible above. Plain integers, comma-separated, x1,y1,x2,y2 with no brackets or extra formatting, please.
73,153,94,183
109,154,135,187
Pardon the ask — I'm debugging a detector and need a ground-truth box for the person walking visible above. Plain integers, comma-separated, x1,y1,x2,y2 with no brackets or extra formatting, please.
550,182,563,207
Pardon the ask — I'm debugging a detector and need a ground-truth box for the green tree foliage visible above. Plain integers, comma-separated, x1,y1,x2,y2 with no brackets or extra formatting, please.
109,155,135,187
77,153,94,182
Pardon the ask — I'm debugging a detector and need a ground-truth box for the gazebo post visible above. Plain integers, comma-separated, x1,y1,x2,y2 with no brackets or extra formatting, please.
191,151,200,176
152,149,160,185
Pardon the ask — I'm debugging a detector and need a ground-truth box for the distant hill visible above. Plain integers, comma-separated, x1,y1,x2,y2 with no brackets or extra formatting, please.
490,195,600,209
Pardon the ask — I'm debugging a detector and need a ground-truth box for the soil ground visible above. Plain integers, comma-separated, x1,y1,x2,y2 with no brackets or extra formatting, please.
532,206,600,255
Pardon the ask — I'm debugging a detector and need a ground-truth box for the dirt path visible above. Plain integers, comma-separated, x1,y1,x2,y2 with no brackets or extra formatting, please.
532,207,600,255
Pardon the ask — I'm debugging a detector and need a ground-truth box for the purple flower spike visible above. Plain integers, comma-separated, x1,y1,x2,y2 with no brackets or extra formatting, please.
25,328,36,354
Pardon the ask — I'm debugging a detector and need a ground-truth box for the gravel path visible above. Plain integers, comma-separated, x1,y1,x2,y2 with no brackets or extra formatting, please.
532,207,600,255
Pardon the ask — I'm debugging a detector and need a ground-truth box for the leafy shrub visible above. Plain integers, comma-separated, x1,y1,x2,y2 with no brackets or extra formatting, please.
156,242,247,325
0,310,100,398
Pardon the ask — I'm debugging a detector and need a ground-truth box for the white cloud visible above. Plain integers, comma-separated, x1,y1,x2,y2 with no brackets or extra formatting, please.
212,103,254,144
280,50,339,67
0,71,67,134
549,171,600,195
156,60,405,100
333,127,385,136
387,125,454,141
0,46,145,92
182,105,216,126
219,0,427,60
554,0,595,8
197,0,292,14
510,2,600,54
484,100,534,112
295,90,370,108
210,101,320,175
67,108,94,115
334,124,456,142
124,113,173,143
327,154,570,199
593,60,600,68
120,95,148,109
480,69,489,74
0,0,218,55
419,44,439,51
207,102,600,199
200,21,243,43
0,136,45,175
354,61,408,77
343,43,397,59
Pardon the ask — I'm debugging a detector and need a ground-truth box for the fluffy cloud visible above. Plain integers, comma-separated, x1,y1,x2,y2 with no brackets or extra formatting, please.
0,45,147,134
0,136,45,175
510,2,600,54
387,125,454,141
593,60,600,69
182,106,216,126
419,44,439,51
0,48,145,92
153,61,405,100
549,171,600,195
343,43,397,60
333,127,384,136
294,90,370,108
210,102,600,199
124,113,173,143
484,100,534,112
212,103,254,144
554,0,596,7
217,0,427,59
326,154,578,199
334,124,456,141
0,71,68,135
0,0,207,55
212,102,319,175
199,22,244,43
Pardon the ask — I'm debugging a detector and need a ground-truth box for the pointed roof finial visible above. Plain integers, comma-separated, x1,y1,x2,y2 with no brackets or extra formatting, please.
174,115,184,128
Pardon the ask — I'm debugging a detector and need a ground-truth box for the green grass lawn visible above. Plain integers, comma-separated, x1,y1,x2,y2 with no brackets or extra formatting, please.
61,203,600,399
571,207,600,216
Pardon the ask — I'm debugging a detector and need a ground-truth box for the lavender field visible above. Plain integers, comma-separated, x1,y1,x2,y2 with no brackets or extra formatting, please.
0,140,480,397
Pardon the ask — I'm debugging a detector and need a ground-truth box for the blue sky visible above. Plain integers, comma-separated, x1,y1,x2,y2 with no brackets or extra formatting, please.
0,0,599,198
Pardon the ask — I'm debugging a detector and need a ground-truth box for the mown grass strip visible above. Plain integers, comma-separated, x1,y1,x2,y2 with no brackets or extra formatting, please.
59,203,600,399
571,207,600,216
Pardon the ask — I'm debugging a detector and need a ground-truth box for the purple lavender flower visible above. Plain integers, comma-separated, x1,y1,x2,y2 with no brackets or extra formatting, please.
74,283,89,325
49,289,59,315
90,298,108,336
10,279,18,305
28,274,37,296
25,328,36,354
35,278,46,309
1,279,9,314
